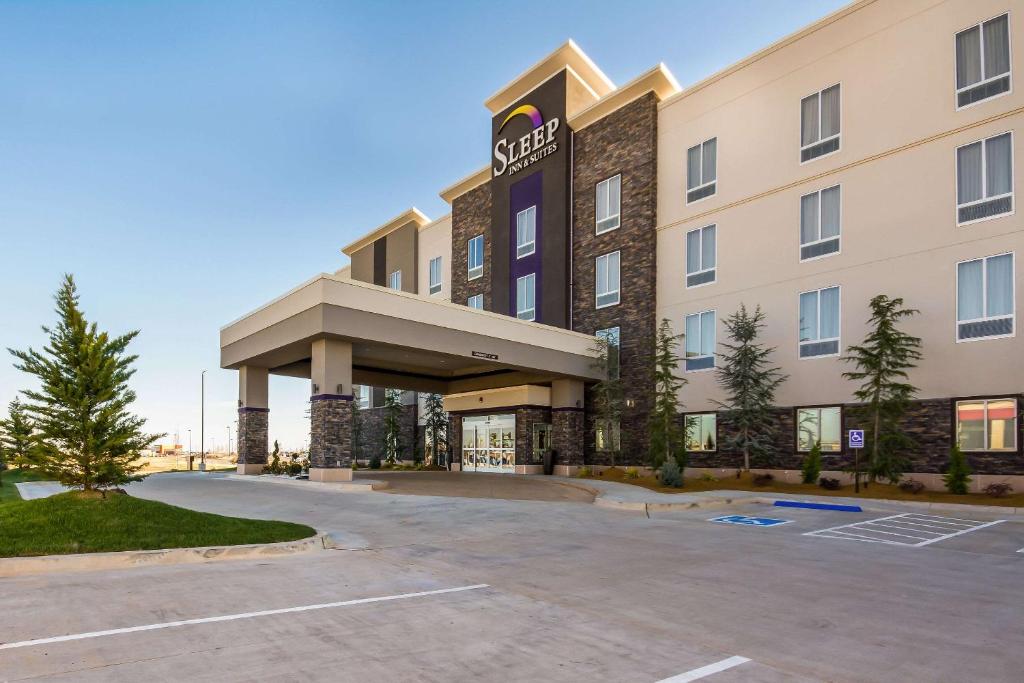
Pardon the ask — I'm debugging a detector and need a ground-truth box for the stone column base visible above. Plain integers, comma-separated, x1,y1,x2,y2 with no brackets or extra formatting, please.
309,467,354,483
236,463,264,475
553,465,579,477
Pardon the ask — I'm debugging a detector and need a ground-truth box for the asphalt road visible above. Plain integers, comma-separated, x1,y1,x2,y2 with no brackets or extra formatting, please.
2,472,1022,682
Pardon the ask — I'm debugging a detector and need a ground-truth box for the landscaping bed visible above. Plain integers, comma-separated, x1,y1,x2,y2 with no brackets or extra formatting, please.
579,468,1024,507
0,491,316,557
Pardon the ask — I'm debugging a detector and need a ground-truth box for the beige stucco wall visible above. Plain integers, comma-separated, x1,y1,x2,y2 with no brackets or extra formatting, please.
349,245,374,284
445,385,551,413
385,222,417,293
417,214,453,301
657,0,1023,410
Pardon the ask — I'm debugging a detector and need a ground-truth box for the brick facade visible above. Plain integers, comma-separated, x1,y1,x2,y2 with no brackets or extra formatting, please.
514,406,552,466
309,397,352,469
355,403,418,463
551,408,585,466
451,182,492,310
237,408,269,465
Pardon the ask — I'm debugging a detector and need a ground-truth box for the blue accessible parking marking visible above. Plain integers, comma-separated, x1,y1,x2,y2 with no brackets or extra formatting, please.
709,515,793,527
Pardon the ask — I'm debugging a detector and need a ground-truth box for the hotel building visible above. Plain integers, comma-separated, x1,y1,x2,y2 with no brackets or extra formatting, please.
221,0,1023,488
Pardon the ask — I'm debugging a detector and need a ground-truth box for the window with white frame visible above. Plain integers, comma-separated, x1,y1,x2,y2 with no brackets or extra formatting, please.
467,294,483,310
355,385,369,409
957,252,1015,340
596,327,621,380
516,206,536,258
956,13,1011,108
686,138,717,203
686,224,716,287
956,398,1018,451
428,256,442,295
799,286,840,358
685,413,717,452
596,175,621,233
684,310,715,371
956,132,1014,224
516,273,536,321
388,270,402,290
797,406,842,452
800,84,841,162
596,420,621,452
595,251,620,308
468,235,484,279
800,185,841,260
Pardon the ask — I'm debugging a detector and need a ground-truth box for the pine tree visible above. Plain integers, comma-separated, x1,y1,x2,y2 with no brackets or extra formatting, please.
268,439,282,474
0,398,38,469
943,443,972,494
8,275,160,492
589,332,623,466
649,318,687,471
801,442,822,485
423,393,448,468
715,305,788,471
842,295,922,488
382,389,404,465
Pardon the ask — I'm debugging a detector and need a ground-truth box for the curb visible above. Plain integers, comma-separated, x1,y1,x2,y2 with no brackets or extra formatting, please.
0,534,325,578
222,473,389,492
592,495,770,512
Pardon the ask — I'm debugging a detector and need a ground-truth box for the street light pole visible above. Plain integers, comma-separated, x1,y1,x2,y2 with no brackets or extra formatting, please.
200,370,207,472
227,425,231,459
187,429,192,471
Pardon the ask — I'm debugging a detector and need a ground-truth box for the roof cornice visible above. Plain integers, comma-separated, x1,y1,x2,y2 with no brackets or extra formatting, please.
567,63,680,131
341,207,430,256
439,166,491,204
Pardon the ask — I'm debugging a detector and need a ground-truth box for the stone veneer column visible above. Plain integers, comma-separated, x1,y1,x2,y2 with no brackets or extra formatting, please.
237,366,269,474
309,338,354,482
551,379,585,476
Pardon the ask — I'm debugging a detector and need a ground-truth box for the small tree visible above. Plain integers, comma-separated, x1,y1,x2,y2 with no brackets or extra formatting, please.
842,295,922,488
590,332,623,467
715,305,788,471
659,457,683,488
350,396,363,465
268,440,282,474
9,275,160,492
0,398,38,469
801,442,822,485
943,443,973,494
649,318,687,471
382,389,404,465
423,393,448,468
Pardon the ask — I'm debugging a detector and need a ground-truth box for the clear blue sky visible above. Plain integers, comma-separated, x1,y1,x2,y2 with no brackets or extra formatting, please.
0,0,847,452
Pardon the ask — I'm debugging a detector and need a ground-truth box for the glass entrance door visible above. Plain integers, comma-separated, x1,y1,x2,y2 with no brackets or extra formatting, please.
462,414,515,473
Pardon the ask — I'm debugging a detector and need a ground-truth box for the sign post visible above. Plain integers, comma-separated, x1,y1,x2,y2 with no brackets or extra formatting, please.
848,429,865,493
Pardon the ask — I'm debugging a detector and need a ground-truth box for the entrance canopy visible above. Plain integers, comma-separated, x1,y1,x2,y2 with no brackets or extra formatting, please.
220,274,603,394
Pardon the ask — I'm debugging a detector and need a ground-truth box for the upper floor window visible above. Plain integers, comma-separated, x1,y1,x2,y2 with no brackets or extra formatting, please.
468,235,484,280
516,273,536,321
799,285,840,358
595,251,620,308
685,413,717,452
686,138,717,203
956,132,1014,225
516,206,536,258
800,185,841,261
428,256,442,295
957,252,1014,341
800,84,841,162
468,294,483,310
956,398,1018,451
684,310,715,371
686,224,716,287
388,270,402,290
797,406,842,452
956,13,1011,109
596,175,621,233
596,327,621,380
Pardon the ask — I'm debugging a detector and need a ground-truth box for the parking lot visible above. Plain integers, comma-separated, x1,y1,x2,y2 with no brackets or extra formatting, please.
2,473,1022,682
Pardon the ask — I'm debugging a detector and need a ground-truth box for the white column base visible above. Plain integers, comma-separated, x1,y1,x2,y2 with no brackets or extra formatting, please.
237,463,264,475
309,467,353,483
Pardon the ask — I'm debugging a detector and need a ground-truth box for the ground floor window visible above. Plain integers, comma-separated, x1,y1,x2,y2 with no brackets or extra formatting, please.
532,423,551,464
797,406,841,452
956,398,1018,451
685,413,716,452
595,420,620,452
461,414,515,472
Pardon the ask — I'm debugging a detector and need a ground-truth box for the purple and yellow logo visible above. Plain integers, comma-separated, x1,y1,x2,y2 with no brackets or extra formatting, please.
493,103,560,178
498,104,544,132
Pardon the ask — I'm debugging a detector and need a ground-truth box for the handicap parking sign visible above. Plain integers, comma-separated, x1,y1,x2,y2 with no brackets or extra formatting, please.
848,429,865,449
709,515,792,527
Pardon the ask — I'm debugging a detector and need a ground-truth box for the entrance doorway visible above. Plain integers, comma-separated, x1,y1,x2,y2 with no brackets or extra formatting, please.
462,414,515,473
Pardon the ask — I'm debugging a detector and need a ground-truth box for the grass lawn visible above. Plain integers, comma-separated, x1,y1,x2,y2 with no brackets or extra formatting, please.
0,492,316,558
581,468,1024,507
0,468,50,503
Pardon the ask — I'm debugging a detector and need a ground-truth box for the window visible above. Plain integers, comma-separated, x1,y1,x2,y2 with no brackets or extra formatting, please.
516,273,536,321
957,252,1015,340
467,294,484,310
685,413,717,452
595,251,620,308
388,270,402,290
468,235,484,279
686,138,717,203
428,256,442,295
686,224,716,287
956,398,1018,451
355,385,369,409
596,420,621,452
800,84,841,162
797,407,842,452
516,206,536,258
532,423,552,462
956,132,1014,224
956,13,1011,108
596,175,621,233
800,185,841,260
596,327,621,379
684,310,715,371
799,286,840,358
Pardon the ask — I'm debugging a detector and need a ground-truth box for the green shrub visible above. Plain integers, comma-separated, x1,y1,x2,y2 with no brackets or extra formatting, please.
369,454,381,470
801,442,822,484
943,444,972,495
624,467,639,480
898,478,925,494
286,461,302,476
818,477,841,490
752,473,774,487
699,472,717,483
659,459,682,488
576,466,592,478
983,482,1013,498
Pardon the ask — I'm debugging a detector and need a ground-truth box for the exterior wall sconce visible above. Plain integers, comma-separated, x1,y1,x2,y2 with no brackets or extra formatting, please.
625,398,636,408
312,384,319,394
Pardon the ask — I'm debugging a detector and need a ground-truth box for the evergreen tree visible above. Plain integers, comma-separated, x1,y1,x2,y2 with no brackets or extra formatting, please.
0,398,38,469
382,389,404,465
842,295,922,487
649,318,687,471
589,332,623,466
715,305,788,471
801,442,822,485
943,443,972,494
268,439,282,474
8,275,160,492
423,393,448,468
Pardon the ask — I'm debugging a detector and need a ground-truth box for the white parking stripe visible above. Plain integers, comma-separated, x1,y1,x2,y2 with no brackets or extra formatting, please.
804,513,1005,548
914,519,1006,546
656,656,751,682
0,584,489,651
